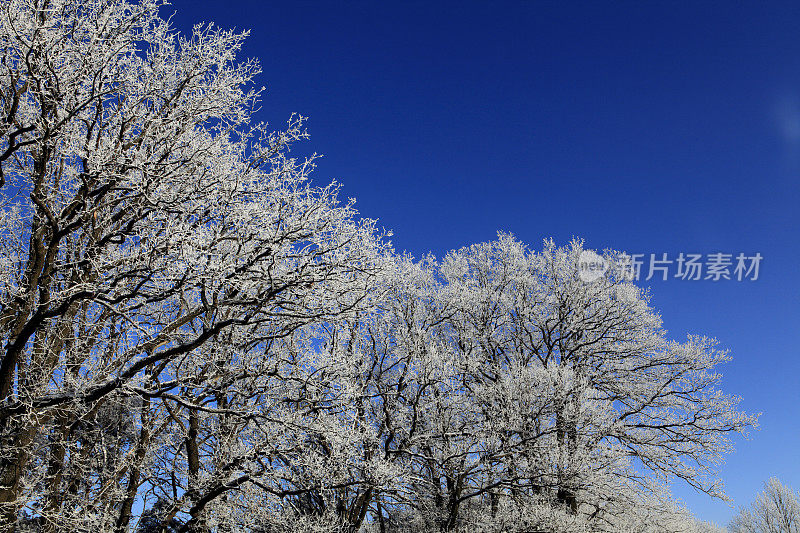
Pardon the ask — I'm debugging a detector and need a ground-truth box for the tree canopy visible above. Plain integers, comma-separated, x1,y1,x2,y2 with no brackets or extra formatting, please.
0,1,755,532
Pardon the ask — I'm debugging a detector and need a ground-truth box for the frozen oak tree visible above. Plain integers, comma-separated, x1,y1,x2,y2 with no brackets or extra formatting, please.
0,0,386,531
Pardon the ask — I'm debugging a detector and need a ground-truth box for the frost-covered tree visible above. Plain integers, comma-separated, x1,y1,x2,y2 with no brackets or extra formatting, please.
316,235,754,532
729,478,800,533
418,235,755,528
0,0,385,530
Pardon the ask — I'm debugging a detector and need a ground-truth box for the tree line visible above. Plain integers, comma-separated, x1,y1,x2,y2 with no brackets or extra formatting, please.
0,1,757,531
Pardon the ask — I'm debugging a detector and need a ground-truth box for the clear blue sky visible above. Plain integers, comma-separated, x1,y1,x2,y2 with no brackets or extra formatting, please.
172,1,800,526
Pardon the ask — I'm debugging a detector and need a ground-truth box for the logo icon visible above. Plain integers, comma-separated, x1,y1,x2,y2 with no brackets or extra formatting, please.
578,250,608,282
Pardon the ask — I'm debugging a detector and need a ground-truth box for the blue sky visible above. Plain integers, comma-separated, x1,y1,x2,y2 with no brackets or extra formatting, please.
172,1,800,525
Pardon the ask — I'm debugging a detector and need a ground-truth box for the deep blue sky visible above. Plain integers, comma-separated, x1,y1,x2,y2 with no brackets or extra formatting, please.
172,1,800,525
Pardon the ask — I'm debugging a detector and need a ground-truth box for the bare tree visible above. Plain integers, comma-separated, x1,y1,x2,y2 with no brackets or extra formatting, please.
729,478,800,533
0,0,385,530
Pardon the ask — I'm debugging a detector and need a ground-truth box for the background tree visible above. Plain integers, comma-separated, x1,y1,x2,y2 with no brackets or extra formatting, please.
729,478,800,533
